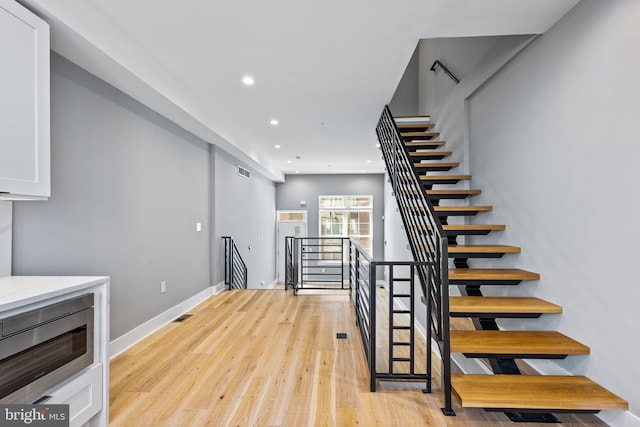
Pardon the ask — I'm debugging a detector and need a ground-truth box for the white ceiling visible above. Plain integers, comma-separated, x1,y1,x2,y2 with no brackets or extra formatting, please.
21,0,579,181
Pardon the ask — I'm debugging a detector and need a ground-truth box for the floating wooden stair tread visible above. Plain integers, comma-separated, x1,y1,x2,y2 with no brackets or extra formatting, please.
402,189,482,201
412,224,506,236
413,162,460,168
451,374,628,411
449,268,540,285
427,189,481,199
401,131,440,140
420,175,471,185
450,330,589,358
408,151,451,160
408,206,491,217
396,122,435,131
434,205,492,216
448,245,520,258
414,162,459,171
394,115,431,123
405,141,446,150
443,224,505,236
449,296,562,318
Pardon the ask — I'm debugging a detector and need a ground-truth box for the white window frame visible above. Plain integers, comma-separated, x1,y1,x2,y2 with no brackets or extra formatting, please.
318,195,373,258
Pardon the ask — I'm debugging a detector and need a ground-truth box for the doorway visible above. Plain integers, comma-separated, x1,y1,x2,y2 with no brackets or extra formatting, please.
276,211,307,284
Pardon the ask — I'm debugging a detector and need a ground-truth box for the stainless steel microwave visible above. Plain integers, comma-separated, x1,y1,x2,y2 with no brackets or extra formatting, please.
0,293,94,403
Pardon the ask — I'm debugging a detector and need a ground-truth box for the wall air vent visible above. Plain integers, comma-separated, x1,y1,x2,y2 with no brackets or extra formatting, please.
238,166,250,179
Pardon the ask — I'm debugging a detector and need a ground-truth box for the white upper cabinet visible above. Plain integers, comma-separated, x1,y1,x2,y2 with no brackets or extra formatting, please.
0,0,49,199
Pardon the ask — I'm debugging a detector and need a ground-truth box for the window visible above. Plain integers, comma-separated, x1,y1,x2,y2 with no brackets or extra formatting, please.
319,195,372,258
277,211,307,222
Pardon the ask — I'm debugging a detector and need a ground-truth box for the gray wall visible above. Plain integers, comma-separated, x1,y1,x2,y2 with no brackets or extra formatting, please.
389,47,419,117
384,0,638,422
417,36,504,116
213,147,276,289
0,201,10,277
276,174,384,259
12,54,212,340
465,1,639,421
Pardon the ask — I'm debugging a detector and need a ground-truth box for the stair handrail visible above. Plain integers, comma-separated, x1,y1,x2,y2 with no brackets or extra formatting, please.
376,105,454,415
429,60,460,85
222,236,248,289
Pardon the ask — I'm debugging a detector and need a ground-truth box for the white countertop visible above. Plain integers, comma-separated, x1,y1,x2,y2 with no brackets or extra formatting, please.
0,276,109,312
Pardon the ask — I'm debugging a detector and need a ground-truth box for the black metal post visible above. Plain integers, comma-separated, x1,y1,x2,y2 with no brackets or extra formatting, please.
388,265,394,375
224,237,229,287
369,261,377,392
424,264,432,393
355,247,360,316
440,237,455,416
293,238,299,295
341,238,345,289
349,240,353,298
409,265,415,376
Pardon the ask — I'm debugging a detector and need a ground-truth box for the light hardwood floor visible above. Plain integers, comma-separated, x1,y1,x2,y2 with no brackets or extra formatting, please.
110,289,606,426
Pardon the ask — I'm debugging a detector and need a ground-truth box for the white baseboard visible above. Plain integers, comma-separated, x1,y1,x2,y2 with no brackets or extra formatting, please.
109,285,218,358
212,281,226,295
597,410,640,427
266,279,278,289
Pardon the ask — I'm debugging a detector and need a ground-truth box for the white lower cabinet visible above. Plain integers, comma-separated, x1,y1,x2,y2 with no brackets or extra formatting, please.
47,363,103,427
0,278,109,426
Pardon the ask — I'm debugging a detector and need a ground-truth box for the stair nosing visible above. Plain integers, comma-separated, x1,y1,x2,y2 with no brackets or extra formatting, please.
450,330,590,356
448,268,541,283
451,374,628,411
449,296,562,315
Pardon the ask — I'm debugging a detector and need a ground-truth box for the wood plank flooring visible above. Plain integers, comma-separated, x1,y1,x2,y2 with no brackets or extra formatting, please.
110,289,606,426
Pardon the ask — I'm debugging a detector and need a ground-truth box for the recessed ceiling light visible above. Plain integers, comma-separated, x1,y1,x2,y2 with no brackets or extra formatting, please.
361,170,366,173
287,160,292,164
295,170,300,174
270,119,279,126
274,144,281,149
242,76,254,86
366,160,372,163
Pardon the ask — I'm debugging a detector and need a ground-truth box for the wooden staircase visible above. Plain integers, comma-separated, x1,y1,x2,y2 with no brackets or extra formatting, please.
393,115,628,420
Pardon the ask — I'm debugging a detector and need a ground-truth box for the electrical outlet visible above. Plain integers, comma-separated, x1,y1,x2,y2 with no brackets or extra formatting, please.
261,281,264,287
196,222,202,232
160,281,167,293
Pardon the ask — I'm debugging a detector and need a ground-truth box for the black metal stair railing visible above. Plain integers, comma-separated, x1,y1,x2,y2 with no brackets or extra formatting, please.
222,236,248,289
349,240,432,392
285,236,433,393
285,237,350,295
376,105,454,416
284,236,433,390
